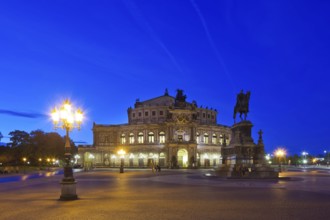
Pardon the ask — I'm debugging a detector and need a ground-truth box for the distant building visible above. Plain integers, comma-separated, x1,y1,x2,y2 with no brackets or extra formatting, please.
78,89,231,168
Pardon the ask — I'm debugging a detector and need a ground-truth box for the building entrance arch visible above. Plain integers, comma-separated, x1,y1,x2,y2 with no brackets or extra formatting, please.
177,149,188,168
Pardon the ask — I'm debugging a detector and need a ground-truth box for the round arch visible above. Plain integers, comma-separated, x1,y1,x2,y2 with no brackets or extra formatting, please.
177,149,188,168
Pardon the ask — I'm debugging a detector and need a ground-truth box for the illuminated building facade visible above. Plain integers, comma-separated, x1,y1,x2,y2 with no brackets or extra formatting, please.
78,89,231,168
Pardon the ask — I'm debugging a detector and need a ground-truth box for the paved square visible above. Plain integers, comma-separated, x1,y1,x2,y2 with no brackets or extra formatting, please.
1,168,330,220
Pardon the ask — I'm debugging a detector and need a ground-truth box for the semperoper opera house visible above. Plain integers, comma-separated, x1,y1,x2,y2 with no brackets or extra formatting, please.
78,89,231,169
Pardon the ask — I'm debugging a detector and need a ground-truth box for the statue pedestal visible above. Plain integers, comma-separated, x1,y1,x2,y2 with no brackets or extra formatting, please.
222,121,255,165
216,120,278,179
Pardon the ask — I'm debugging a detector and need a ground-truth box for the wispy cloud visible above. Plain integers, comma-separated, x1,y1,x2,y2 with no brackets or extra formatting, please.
190,0,236,91
0,109,47,118
123,1,184,73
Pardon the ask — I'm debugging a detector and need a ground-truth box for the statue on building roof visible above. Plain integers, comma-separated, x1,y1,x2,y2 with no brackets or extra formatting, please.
164,88,169,96
175,89,186,102
134,98,142,108
174,89,187,108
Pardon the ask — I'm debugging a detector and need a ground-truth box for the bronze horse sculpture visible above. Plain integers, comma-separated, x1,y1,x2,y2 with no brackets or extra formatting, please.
233,90,250,123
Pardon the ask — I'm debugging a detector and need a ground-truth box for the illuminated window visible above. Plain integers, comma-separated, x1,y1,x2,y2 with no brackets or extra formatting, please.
129,133,134,144
148,132,154,143
159,132,165,143
121,134,126,144
138,132,144,143
212,134,217,144
220,135,223,145
203,133,209,144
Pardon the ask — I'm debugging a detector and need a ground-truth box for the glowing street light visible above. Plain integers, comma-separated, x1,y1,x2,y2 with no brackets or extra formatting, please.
22,157,27,173
265,154,272,164
51,99,83,200
74,154,81,164
118,149,126,173
302,151,308,166
274,148,286,172
324,150,329,166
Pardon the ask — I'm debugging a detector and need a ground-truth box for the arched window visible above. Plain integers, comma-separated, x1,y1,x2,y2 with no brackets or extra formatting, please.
220,134,224,145
212,134,217,144
121,134,126,144
138,132,144,143
148,132,154,143
159,131,165,143
203,133,209,144
129,133,134,144
196,132,200,143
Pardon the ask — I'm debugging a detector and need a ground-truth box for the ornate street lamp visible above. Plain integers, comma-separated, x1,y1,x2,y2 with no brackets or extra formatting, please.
118,149,126,173
51,99,83,200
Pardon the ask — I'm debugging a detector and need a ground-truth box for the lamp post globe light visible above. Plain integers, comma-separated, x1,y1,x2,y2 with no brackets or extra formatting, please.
275,148,286,172
118,149,126,173
23,157,27,173
302,151,308,167
51,99,83,200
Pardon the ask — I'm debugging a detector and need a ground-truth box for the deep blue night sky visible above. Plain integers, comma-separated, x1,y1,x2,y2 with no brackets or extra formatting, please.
1,1,329,156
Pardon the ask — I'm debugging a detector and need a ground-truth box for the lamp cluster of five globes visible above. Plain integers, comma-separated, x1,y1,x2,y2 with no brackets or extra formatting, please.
51,99,83,201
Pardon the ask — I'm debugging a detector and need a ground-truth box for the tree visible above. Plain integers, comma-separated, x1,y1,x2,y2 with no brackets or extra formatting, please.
8,130,30,164
9,130,30,148
5,129,77,165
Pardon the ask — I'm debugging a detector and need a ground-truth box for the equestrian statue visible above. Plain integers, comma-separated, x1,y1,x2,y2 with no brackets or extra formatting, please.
233,90,251,123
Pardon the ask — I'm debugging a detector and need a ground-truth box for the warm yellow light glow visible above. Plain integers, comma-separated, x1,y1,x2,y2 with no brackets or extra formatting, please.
75,109,83,122
67,113,74,124
274,148,286,158
51,109,60,122
64,103,71,112
23,157,27,162
39,158,42,162
47,158,50,162
118,149,126,158
51,99,84,129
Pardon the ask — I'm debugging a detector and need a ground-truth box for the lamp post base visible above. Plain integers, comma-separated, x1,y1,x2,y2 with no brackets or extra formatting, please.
59,181,78,201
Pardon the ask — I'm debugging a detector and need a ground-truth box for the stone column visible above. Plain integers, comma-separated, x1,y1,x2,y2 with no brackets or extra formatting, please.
190,126,195,142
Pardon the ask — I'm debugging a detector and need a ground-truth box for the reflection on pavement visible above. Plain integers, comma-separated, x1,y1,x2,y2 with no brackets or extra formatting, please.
0,170,63,183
